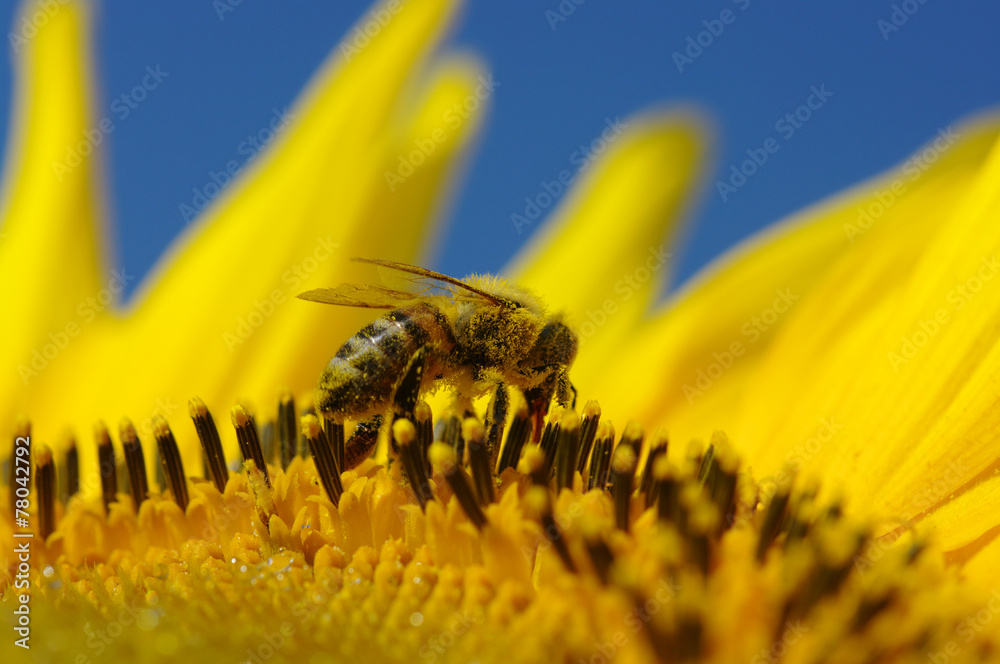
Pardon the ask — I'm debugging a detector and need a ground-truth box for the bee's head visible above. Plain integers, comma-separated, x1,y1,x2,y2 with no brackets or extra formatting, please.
456,302,544,369
518,317,577,373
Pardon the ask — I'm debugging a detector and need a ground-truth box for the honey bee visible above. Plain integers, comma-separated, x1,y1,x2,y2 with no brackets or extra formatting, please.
298,258,577,470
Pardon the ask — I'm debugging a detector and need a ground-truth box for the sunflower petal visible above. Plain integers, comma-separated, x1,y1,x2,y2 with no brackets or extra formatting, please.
507,114,705,383
596,119,1000,453
727,121,1000,528
0,1,106,419
12,0,489,489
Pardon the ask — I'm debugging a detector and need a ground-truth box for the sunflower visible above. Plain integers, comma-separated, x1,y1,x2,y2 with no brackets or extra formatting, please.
3,0,1000,662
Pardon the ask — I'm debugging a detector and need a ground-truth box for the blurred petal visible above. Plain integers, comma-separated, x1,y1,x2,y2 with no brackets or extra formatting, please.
507,114,705,391
596,119,1000,453
2,0,490,488
0,1,106,421
729,121,1000,529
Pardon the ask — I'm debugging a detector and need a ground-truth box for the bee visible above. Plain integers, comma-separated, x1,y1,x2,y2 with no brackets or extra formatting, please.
298,258,577,470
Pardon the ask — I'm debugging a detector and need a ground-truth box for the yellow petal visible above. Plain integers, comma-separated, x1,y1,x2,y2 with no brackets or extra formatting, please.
0,1,105,418
597,119,1000,453
729,121,1000,524
507,114,705,389
7,0,489,492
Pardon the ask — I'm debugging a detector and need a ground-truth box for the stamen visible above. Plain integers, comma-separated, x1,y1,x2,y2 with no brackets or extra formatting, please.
188,397,229,493
616,420,644,462
700,433,738,532
9,418,30,515
610,443,637,531
524,486,577,572
116,448,128,496
518,444,549,487
153,416,189,512
326,417,346,474
277,388,297,469
260,420,276,466
851,591,895,633
35,443,55,540
231,404,270,487
697,444,714,483
303,414,343,506
438,414,464,461
153,445,167,499
414,401,433,479
537,408,562,479
463,418,494,505
684,440,705,479
654,457,680,524
19,391,992,660
429,441,486,529
298,403,316,459
785,522,866,622
674,583,705,663
394,417,430,508
586,421,615,492
583,529,613,584
785,502,815,547
497,402,531,473
63,434,79,503
94,422,118,514
677,483,702,538
641,429,669,507
554,410,581,492
575,400,601,474
687,503,719,574
119,418,149,513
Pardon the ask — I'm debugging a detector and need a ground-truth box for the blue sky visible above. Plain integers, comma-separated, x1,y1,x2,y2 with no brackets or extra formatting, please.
2,0,998,299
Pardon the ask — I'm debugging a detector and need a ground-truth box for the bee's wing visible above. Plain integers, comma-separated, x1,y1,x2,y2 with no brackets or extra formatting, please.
351,257,506,307
297,283,421,309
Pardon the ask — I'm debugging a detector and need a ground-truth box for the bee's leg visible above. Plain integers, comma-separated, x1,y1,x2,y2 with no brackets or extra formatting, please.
484,382,509,473
343,414,383,470
559,372,576,408
389,346,429,462
393,346,429,421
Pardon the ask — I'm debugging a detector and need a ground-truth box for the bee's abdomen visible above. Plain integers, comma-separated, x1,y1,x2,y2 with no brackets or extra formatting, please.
317,304,446,419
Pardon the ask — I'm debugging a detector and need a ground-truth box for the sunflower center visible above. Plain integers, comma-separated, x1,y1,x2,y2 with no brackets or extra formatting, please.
5,394,998,663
